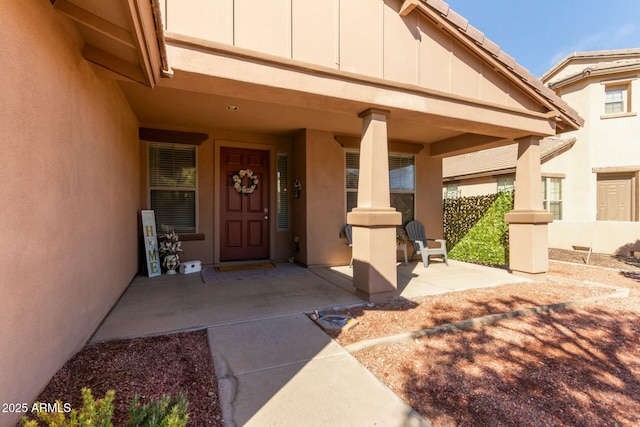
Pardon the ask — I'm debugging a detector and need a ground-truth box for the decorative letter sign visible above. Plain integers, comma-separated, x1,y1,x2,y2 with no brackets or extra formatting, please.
141,210,160,277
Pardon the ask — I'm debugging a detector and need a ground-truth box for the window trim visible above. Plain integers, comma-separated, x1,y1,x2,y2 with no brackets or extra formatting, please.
541,176,562,220
600,78,635,119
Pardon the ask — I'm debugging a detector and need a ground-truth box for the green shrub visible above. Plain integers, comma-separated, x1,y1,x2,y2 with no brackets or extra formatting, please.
22,388,115,427
126,393,189,427
444,190,514,265
21,389,189,427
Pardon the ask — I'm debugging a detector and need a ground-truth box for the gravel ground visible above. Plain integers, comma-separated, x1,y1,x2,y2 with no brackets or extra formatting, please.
19,331,222,427
21,249,640,426
330,251,640,427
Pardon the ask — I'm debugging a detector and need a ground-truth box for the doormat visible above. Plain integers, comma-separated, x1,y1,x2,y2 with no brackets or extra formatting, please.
215,262,276,272
201,262,308,283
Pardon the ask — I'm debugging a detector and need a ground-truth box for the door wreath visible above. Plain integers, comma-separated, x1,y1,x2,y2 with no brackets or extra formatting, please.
232,169,259,194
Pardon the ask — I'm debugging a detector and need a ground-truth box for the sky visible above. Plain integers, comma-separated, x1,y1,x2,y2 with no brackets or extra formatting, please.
444,1,640,77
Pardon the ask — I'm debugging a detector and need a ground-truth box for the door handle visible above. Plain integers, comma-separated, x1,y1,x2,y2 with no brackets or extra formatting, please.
264,215,269,220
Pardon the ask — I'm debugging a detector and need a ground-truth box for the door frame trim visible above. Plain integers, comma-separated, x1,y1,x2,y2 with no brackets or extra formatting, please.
214,140,276,264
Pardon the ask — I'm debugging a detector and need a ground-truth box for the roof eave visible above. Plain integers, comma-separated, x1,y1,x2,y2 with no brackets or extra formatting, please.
404,0,583,132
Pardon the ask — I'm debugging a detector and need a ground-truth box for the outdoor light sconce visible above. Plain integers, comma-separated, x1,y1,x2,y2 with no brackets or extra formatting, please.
294,178,301,199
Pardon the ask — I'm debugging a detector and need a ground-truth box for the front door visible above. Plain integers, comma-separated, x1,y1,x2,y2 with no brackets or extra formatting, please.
220,147,270,261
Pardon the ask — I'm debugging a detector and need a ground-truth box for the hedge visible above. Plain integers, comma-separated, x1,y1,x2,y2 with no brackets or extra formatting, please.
443,190,514,266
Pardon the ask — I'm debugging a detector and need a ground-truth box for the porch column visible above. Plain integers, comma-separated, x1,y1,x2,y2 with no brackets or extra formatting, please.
347,108,402,302
505,135,553,276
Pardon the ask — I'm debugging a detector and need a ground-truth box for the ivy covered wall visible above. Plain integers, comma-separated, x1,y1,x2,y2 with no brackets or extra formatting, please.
443,190,514,265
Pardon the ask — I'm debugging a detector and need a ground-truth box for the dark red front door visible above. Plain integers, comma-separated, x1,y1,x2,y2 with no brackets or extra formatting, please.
220,147,269,261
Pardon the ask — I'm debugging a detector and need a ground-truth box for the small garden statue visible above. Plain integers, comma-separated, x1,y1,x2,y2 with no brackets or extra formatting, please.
159,230,183,274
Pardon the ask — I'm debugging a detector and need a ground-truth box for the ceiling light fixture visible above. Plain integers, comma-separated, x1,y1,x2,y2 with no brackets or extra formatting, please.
226,105,240,111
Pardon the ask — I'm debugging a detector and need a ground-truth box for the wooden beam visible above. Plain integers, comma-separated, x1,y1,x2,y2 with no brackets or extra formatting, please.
334,135,424,154
122,0,162,88
399,0,420,17
430,133,507,158
82,44,146,84
139,128,209,145
54,0,135,48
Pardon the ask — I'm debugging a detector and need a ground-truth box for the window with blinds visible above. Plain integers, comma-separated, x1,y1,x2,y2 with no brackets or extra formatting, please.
345,151,415,224
149,143,197,233
605,87,625,114
276,153,289,230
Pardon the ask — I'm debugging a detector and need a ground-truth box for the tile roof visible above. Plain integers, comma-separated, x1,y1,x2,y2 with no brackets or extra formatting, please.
541,48,640,82
443,137,577,180
414,0,584,129
547,58,640,89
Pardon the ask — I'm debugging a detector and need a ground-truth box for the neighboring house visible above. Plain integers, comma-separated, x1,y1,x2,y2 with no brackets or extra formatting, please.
443,48,640,255
1,1,581,423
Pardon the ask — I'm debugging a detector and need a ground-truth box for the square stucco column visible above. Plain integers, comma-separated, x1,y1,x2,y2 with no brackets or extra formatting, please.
347,108,402,302
505,135,553,275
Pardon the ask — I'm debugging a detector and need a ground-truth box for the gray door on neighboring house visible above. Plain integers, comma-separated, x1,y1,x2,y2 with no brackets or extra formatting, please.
597,174,632,221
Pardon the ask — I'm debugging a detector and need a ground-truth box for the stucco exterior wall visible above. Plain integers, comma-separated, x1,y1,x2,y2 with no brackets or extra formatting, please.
161,0,540,113
140,132,293,265
0,2,140,423
444,176,501,198
301,130,352,267
416,150,444,239
549,221,640,255
542,58,640,253
545,74,640,224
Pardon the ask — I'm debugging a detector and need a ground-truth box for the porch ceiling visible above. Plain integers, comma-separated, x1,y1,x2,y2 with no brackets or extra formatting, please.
118,77,464,146
53,0,560,157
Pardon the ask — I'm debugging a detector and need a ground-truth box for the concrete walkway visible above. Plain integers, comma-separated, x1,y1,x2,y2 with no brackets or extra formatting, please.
209,313,430,426
92,260,526,426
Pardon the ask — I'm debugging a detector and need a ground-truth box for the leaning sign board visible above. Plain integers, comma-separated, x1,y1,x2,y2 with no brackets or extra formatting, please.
141,210,161,277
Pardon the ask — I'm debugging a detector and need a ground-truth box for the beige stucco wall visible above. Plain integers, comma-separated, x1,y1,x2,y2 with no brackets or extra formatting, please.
552,77,640,221
444,176,502,198
161,0,540,113
543,67,640,253
0,2,140,424
549,221,640,255
297,130,352,267
416,150,445,239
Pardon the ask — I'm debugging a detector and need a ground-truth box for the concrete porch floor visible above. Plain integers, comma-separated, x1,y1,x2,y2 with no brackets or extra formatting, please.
91,259,526,343
90,259,528,426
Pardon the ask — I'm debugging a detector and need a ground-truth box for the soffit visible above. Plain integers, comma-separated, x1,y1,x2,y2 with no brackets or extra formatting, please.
52,0,164,87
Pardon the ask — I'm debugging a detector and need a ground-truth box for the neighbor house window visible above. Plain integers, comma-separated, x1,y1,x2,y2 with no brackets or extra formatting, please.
602,79,636,116
542,177,562,220
149,143,197,233
497,176,515,192
605,86,626,114
346,152,415,224
444,183,460,199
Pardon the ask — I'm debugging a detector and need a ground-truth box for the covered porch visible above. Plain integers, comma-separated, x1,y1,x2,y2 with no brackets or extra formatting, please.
92,260,526,343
